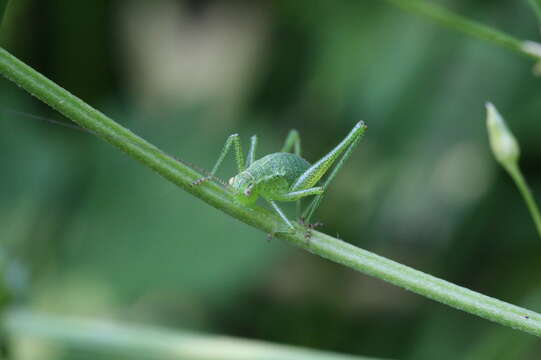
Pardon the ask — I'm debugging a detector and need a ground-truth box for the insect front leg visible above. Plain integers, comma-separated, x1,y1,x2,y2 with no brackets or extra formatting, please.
192,134,246,186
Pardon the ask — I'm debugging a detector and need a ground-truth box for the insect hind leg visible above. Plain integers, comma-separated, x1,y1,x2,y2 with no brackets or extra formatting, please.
291,121,366,192
302,140,357,222
302,122,367,222
281,129,301,156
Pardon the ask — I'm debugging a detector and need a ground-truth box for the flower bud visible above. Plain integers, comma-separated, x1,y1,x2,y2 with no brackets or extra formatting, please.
522,41,541,76
485,102,520,168
522,40,541,59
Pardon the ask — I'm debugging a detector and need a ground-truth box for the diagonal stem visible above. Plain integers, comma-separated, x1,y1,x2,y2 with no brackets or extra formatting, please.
506,164,541,239
0,0,8,25
1,46,541,337
528,0,541,25
385,0,540,60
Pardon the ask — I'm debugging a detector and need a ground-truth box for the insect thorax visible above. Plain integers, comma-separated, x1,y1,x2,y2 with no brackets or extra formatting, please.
229,153,311,203
248,153,311,185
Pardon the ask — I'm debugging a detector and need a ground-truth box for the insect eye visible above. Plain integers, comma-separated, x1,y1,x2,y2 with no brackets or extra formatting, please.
244,184,253,196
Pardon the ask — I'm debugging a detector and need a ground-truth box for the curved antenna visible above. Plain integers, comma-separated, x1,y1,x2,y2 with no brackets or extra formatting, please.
2,108,234,191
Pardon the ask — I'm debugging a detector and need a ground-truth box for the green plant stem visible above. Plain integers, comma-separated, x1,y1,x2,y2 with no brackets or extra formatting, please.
506,164,541,239
528,0,541,24
4,310,384,360
385,0,540,60
1,47,541,337
0,0,8,25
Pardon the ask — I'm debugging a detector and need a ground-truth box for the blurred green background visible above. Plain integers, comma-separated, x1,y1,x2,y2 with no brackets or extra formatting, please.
1,0,541,359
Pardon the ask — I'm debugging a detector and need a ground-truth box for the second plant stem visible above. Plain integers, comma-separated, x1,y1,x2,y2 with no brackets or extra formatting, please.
506,164,541,239
386,0,541,60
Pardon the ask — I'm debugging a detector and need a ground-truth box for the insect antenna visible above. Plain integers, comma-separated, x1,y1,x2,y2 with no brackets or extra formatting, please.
2,108,88,133
176,158,230,189
2,108,232,190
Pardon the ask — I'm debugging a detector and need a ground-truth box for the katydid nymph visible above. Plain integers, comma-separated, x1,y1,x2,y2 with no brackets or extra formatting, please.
192,121,368,237
4,109,366,236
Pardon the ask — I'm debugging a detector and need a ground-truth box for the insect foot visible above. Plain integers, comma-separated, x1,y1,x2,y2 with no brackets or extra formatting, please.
191,176,211,186
267,225,296,243
299,217,324,243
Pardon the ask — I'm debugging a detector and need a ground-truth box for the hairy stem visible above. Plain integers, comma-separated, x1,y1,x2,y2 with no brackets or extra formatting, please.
1,47,541,337
385,0,540,60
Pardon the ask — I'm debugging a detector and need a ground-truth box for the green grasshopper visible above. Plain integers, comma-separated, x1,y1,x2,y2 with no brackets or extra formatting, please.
192,121,367,235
